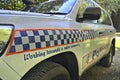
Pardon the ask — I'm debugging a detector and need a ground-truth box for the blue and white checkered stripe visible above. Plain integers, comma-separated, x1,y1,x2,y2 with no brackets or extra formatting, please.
9,30,84,53
8,29,111,54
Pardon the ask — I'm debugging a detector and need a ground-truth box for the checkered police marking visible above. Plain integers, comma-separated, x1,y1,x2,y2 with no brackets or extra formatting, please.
7,29,112,55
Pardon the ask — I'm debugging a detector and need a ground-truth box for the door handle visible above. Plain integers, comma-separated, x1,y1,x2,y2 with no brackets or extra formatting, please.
109,30,113,33
99,31,104,34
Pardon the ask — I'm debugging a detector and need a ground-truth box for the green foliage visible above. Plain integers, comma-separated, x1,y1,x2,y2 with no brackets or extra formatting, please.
94,0,120,13
0,0,23,10
0,0,47,10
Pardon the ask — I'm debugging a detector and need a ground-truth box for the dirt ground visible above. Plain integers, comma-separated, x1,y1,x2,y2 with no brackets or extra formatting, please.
80,50,120,80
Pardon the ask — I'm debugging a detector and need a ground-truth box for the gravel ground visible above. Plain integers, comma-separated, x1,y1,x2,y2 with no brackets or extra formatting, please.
80,50,120,80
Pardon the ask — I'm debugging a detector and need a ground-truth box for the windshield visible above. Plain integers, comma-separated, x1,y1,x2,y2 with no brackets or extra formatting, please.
33,0,76,14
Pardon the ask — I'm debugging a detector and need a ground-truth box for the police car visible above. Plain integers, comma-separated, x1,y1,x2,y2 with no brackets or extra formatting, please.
0,0,116,80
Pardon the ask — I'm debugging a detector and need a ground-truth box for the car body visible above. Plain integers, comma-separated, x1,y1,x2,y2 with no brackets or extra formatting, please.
0,0,116,80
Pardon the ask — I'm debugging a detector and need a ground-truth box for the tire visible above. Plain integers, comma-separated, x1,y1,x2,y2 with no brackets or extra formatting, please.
22,61,71,80
100,44,114,67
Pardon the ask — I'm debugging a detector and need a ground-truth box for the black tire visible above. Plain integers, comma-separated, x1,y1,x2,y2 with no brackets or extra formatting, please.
100,44,114,67
22,61,71,80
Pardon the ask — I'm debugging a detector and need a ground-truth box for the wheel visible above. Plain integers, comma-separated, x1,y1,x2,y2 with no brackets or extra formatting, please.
100,44,114,67
22,61,71,80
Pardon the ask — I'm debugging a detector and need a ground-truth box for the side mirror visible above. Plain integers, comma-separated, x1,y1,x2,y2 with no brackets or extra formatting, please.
22,0,34,11
83,7,101,20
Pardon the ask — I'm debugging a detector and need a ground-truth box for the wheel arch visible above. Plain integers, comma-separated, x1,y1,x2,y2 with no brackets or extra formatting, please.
22,51,79,80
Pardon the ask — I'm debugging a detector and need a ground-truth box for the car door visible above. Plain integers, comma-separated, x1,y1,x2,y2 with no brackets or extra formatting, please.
92,2,114,59
76,0,109,70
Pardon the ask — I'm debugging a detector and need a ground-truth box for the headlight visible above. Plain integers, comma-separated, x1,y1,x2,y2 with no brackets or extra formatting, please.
0,25,13,55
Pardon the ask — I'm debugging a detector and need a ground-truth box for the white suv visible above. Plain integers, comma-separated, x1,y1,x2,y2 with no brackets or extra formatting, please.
0,0,116,80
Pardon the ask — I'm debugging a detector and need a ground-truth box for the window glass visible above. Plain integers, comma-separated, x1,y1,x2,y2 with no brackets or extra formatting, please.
35,0,76,14
98,10,112,25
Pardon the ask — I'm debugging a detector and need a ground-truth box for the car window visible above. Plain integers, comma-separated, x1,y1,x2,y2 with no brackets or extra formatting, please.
34,0,76,14
98,10,112,25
